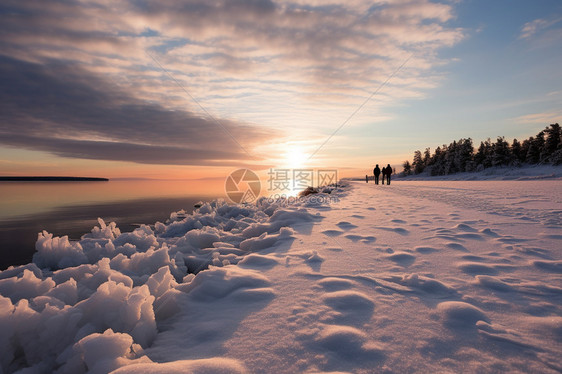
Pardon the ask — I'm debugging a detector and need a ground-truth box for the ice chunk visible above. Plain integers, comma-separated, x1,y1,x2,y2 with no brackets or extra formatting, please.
75,281,156,347
34,231,87,269
64,329,149,374
0,295,15,371
83,218,121,240
113,225,158,252
0,269,55,303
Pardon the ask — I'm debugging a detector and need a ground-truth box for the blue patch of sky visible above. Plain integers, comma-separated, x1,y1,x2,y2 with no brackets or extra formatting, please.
411,2,559,137
342,0,562,150
140,27,160,37
149,38,191,55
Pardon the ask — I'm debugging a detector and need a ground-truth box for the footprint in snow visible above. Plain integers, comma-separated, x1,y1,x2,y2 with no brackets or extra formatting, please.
454,223,478,232
436,301,489,329
445,242,469,252
480,228,500,237
538,233,562,240
415,246,439,254
460,255,487,262
454,233,485,241
376,227,410,235
321,290,375,325
336,221,358,230
457,262,498,275
496,236,531,244
313,325,384,361
344,234,376,243
350,214,365,219
322,229,344,237
387,252,416,266
532,260,562,273
315,277,356,292
326,247,343,252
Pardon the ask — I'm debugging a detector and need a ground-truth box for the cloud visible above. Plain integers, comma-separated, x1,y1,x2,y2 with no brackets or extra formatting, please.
519,17,562,39
0,0,466,166
513,111,561,125
0,55,274,165
0,134,252,166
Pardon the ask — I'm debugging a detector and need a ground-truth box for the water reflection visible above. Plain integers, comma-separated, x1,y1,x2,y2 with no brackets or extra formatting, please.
0,179,225,220
0,179,225,269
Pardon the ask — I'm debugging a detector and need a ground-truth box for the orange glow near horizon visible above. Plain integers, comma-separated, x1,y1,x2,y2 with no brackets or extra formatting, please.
0,141,411,181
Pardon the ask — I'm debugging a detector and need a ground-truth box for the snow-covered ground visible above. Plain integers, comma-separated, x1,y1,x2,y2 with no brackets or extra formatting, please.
1,180,561,373
396,164,562,181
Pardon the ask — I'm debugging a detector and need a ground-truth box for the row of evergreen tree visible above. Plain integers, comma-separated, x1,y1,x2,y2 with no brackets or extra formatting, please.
402,123,561,176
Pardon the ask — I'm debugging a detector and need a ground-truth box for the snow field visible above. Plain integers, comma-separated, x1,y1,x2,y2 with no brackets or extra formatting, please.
1,180,561,373
207,180,560,373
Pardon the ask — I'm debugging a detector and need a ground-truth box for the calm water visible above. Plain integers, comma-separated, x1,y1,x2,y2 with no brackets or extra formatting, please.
0,179,225,270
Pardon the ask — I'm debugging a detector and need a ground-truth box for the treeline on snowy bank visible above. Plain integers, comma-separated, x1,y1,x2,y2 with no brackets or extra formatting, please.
402,123,561,176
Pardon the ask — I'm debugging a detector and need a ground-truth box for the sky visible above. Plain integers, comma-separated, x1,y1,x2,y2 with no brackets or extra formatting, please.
0,0,561,179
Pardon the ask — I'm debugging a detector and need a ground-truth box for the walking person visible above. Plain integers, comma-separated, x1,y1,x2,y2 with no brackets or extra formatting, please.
381,165,387,185
385,164,393,185
373,164,381,185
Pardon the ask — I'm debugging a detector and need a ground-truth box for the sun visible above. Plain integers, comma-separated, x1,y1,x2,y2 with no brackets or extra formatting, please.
283,145,308,170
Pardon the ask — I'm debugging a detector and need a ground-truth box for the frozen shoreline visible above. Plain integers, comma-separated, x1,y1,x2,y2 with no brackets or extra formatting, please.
1,180,561,373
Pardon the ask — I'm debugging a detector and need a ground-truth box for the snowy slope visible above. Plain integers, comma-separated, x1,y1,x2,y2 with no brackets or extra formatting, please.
396,164,562,181
1,181,561,373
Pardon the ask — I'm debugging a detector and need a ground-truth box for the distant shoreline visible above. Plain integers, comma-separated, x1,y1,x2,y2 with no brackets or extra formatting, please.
0,176,109,182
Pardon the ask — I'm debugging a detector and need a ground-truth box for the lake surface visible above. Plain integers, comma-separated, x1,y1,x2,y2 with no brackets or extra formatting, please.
0,179,225,270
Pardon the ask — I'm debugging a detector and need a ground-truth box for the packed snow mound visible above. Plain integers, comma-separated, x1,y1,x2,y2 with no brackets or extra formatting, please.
436,301,489,328
112,358,248,374
312,324,383,361
0,192,328,373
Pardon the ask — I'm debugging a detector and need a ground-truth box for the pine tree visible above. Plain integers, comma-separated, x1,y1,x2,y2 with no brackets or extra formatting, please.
521,137,532,163
437,144,449,175
492,136,511,166
474,139,494,169
474,141,486,168
445,140,458,174
430,146,442,175
456,138,474,171
551,148,562,165
402,160,412,175
423,148,431,167
412,150,424,174
542,123,561,162
526,132,544,164
511,138,522,164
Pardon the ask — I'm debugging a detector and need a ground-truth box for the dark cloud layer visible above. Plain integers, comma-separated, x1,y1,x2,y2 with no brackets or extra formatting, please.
0,55,272,165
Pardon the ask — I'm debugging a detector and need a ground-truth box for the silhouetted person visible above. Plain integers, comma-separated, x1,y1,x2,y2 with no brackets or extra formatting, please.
365,174,368,183
381,165,386,184
385,164,392,185
373,164,381,185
